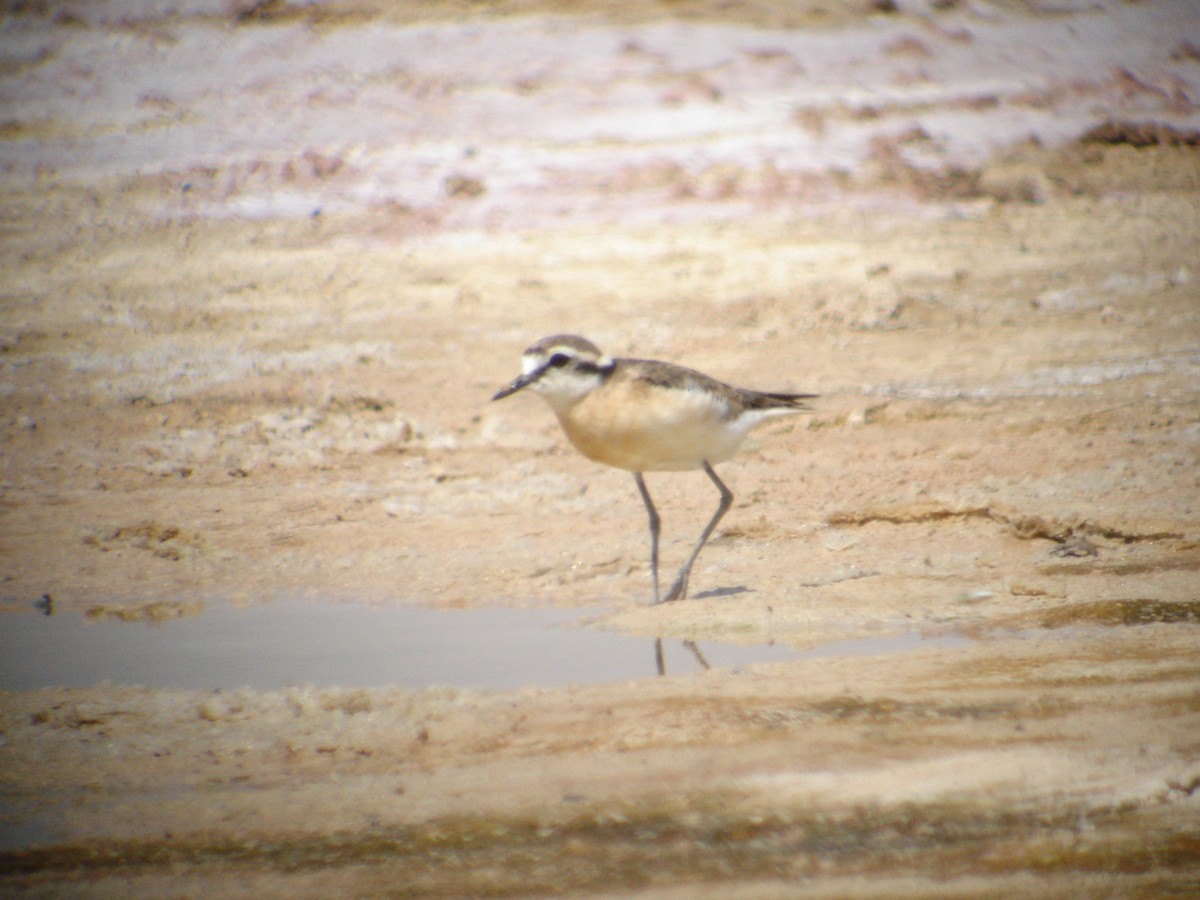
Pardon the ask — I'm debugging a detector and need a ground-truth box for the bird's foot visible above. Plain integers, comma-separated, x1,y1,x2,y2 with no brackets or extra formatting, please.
658,573,689,604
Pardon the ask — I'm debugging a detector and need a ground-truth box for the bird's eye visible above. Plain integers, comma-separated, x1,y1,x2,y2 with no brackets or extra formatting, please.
548,353,570,368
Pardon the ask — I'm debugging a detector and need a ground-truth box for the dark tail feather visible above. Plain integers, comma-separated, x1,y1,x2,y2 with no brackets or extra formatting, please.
749,391,818,411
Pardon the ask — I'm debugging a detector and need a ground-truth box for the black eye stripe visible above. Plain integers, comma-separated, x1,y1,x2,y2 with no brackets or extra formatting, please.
537,354,610,379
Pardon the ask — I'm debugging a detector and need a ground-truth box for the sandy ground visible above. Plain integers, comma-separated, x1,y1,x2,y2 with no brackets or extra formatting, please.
2,0,1200,895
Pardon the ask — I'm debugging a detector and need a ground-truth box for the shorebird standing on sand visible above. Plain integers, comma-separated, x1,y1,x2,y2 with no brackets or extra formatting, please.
493,335,816,603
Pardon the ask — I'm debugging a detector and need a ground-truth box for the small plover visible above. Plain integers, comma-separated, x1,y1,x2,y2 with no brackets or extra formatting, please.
493,334,816,603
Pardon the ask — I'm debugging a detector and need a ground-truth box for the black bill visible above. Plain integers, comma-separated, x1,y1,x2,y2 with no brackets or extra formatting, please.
492,368,542,401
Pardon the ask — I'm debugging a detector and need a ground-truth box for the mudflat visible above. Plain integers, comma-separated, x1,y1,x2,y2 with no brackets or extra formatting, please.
2,1,1198,895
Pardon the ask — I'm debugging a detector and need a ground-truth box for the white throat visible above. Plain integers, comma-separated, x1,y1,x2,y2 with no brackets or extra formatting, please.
525,356,602,414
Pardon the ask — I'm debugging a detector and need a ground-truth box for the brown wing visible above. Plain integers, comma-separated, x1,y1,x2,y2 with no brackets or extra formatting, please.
621,358,817,415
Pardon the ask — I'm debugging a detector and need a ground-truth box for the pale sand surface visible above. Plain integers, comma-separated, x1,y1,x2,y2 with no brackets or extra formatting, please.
1,0,1198,894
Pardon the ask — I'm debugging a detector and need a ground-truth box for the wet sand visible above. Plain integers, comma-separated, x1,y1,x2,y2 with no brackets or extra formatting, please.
2,0,1199,894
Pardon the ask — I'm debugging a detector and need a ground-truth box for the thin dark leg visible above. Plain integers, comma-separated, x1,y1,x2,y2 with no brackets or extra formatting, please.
634,472,661,604
661,461,732,603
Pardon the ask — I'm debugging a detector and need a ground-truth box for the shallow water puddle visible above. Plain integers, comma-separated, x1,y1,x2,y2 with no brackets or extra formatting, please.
1,602,952,692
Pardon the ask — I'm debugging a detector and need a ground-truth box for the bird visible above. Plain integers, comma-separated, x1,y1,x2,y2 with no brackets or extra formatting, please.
492,334,816,603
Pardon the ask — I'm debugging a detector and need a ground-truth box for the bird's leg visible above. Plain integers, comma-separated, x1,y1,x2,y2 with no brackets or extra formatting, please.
634,472,661,604
661,461,733,603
